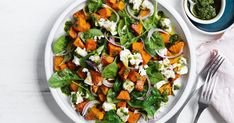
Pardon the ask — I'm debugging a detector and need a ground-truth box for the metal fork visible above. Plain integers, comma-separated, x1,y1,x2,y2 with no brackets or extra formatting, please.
193,55,224,123
167,54,224,123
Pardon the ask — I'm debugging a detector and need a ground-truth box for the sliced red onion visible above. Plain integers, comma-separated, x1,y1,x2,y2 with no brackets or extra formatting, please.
104,32,124,48
126,1,154,20
103,79,114,87
103,4,120,23
82,100,99,116
147,28,169,39
86,60,100,72
90,86,97,96
136,75,151,100
145,75,151,96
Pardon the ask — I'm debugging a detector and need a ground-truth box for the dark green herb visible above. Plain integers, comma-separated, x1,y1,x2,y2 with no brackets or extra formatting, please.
113,79,122,92
102,59,118,78
87,0,103,13
144,31,165,56
60,85,71,96
146,62,164,84
48,69,82,88
52,35,68,54
97,110,122,123
80,28,104,42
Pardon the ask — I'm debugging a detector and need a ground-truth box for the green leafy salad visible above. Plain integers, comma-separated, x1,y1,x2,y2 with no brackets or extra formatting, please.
48,0,189,122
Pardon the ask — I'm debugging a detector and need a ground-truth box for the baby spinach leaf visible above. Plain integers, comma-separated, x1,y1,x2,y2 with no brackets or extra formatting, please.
113,79,122,92
102,60,118,78
97,110,122,123
60,85,71,96
142,4,157,30
87,0,103,13
80,28,104,42
106,89,117,103
146,62,164,84
64,20,73,33
48,69,82,88
144,31,164,56
52,35,68,54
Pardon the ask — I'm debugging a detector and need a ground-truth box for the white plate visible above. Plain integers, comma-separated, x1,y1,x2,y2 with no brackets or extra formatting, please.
44,0,196,122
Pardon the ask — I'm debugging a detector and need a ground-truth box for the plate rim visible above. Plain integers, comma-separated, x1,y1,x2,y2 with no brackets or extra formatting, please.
44,0,197,122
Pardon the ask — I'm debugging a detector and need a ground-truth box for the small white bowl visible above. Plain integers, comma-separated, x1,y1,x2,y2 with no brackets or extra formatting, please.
184,0,226,24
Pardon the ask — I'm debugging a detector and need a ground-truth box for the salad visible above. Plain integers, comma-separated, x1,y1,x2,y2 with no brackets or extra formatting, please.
48,0,188,122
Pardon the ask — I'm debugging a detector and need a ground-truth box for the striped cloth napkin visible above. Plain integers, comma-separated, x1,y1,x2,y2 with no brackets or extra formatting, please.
196,26,234,123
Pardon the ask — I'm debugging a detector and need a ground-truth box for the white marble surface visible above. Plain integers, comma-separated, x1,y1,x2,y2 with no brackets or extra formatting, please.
0,0,226,122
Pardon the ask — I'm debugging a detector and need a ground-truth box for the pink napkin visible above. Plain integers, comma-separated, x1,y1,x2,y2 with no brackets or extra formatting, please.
196,26,234,123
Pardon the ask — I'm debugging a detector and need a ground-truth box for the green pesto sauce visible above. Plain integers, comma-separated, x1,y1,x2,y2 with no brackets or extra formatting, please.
193,0,217,20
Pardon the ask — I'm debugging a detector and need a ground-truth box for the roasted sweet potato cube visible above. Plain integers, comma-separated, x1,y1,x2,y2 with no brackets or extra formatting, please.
67,61,76,70
128,70,140,82
138,9,150,17
54,56,64,71
98,93,106,102
73,37,85,48
159,83,173,95
75,101,88,112
73,10,87,20
117,90,130,100
135,76,146,92
101,53,114,65
68,27,77,39
89,106,105,120
85,39,97,51
101,85,109,95
90,70,103,85
98,7,112,19
70,83,78,92
140,50,151,65
91,85,99,93
128,111,141,123
169,42,185,54
132,42,144,52
117,101,127,108
76,69,86,79
131,23,143,36
108,43,122,56
118,65,130,80
60,64,68,70
73,18,90,32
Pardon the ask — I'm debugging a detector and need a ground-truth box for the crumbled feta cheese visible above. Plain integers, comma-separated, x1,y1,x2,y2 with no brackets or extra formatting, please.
161,69,175,79
160,18,172,33
120,48,132,67
159,58,175,79
82,68,93,85
179,57,187,65
141,0,153,10
72,56,80,66
89,54,101,63
98,18,117,35
94,35,104,41
129,53,143,69
177,65,188,75
144,64,149,69
76,91,84,104
154,80,168,89
129,0,143,10
123,80,135,93
102,102,116,111
117,107,129,122
97,64,103,71
156,48,168,57
139,65,147,76
75,47,87,57
158,58,170,71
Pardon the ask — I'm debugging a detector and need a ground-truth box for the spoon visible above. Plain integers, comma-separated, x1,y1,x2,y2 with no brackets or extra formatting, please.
188,0,196,15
